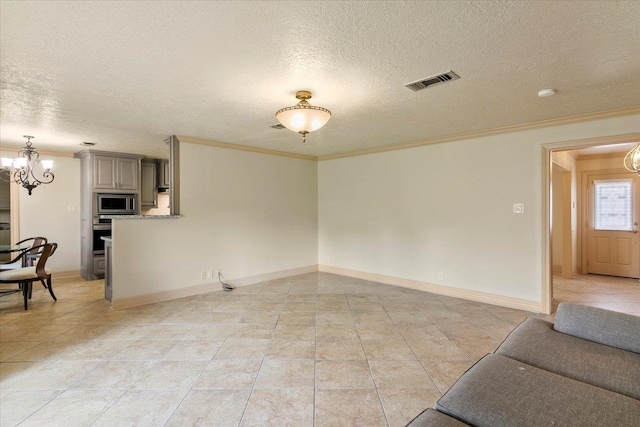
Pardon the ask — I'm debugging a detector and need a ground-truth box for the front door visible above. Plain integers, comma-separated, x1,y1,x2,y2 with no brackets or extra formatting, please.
587,173,640,278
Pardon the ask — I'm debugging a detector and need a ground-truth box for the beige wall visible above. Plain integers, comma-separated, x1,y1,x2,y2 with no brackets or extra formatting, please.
318,114,640,306
112,142,318,300
15,155,81,272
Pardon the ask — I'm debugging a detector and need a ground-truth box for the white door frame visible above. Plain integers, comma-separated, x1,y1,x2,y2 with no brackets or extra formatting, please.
541,132,640,314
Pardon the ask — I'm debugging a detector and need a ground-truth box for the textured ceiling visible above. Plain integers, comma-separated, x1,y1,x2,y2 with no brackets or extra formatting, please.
1,1,639,158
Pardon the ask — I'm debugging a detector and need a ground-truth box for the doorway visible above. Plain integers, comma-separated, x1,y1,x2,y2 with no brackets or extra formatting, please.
543,134,640,314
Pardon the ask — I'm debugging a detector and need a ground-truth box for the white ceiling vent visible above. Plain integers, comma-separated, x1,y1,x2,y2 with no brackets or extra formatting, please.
405,71,459,92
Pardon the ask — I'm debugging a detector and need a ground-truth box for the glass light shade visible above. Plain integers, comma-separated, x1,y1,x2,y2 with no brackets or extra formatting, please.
13,158,27,168
624,144,640,174
276,105,331,134
1,158,12,168
40,159,54,170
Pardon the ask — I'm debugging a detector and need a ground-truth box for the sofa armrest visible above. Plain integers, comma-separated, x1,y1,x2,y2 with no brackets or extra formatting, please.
554,303,640,353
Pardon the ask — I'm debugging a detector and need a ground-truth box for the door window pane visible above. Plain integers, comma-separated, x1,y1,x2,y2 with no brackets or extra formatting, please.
594,180,633,231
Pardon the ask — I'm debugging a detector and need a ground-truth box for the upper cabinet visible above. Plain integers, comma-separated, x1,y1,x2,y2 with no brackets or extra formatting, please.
91,154,140,191
93,155,117,189
140,158,170,208
158,160,170,189
117,157,139,190
75,150,143,194
140,160,157,208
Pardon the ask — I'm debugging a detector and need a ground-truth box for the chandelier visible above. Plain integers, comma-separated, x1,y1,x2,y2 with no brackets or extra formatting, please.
276,90,331,143
623,144,640,175
1,135,54,195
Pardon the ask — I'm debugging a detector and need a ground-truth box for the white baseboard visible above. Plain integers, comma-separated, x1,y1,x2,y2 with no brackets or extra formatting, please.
318,265,542,313
111,263,541,313
111,264,318,310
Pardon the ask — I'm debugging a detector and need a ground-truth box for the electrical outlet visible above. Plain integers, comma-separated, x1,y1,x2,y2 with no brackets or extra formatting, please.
513,203,525,214
437,272,444,281
207,271,213,279
201,271,207,280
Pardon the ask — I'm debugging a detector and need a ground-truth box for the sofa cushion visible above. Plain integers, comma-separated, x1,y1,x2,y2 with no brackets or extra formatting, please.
436,354,640,427
554,303,640,353
405,408,470,427
495,317,640,399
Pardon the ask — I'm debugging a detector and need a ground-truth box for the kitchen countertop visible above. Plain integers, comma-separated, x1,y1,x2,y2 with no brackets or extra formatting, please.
99,215,180,219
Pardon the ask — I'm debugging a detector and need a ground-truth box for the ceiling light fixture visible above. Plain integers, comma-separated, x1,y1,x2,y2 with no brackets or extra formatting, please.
0,135,55,195
537,88,557,97
275,90,331,143
623,143,640,175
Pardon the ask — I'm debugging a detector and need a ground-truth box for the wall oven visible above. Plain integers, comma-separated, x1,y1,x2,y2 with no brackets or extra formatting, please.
96,193,137,215
92,226,111,254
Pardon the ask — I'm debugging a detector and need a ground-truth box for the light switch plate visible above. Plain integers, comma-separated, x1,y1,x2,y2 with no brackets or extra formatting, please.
67,205,77,212
513,203,525,214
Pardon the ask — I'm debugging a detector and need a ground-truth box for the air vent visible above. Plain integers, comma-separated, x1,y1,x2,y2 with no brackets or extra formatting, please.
270,124,286,129
405,71,459,92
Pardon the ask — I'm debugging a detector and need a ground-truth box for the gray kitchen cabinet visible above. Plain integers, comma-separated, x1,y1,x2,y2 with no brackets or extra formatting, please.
75,149,143,281
158,159,170,189
92,155,139,191
93,155,117,189
117,157,139,190
140,160,158,207
93,255,105,275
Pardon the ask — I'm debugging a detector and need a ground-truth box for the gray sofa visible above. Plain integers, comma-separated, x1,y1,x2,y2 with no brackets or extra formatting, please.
407,303,640,427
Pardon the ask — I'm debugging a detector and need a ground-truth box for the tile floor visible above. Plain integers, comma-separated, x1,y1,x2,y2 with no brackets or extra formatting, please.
1,272,560,426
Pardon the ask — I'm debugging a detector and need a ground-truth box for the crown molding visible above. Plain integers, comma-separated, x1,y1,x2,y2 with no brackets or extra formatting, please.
176,135,318,161
317,105,640,161
0,145,75,158
1,106,636,163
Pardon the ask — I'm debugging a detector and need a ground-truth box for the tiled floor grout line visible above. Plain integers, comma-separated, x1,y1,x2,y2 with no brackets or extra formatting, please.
313,296,318,427
391,306,443,396
361,297,392,427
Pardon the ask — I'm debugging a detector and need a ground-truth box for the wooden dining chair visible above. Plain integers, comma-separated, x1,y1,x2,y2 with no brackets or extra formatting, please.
0,243,58,310
0,237,48,271
16,236,48,267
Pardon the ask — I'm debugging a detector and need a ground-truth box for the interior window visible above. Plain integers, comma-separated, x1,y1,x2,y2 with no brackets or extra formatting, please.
594,180,633,231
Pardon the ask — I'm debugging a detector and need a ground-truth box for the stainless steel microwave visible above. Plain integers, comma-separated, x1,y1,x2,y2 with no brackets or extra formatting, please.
96,193,137,215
